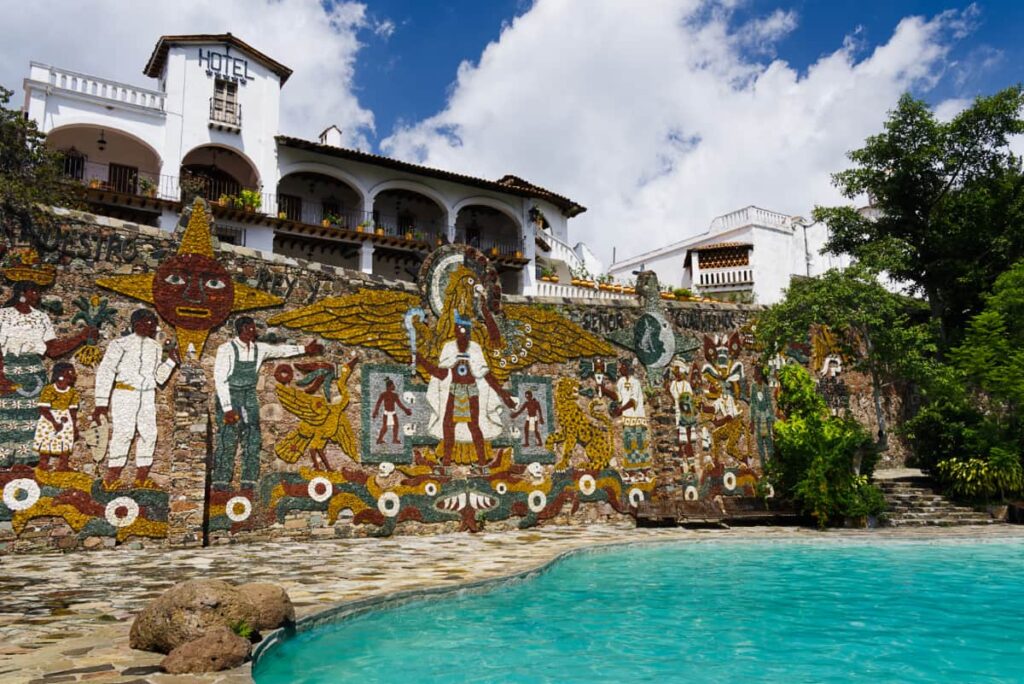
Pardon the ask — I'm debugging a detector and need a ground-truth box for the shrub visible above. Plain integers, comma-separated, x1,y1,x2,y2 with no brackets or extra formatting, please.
936,449,1024,502
766,365,884,527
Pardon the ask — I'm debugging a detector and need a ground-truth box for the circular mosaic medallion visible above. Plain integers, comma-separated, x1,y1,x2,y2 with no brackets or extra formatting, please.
494,481,508,495
104,496,139,528
527,490,547,513
418,245,502,318
684,485,699,501
627,487,645,507
723,471,737,491
378,491,401,518
3,478,40,511
308,477,333,503
424,482,439,497
225,495,252,522
578,474,597,496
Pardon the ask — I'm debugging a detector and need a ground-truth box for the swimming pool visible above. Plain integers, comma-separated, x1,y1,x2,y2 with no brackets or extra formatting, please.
253,539,1024,683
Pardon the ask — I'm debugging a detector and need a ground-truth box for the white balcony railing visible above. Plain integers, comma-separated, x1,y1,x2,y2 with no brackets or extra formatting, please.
709,206,790,232
697,266,754,288
32,63,165,112
539,229,583,271
534,280,634,300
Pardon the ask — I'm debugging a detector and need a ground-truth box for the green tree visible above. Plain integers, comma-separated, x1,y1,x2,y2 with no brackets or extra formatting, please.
815,87,1024,347
0,85,75,239
767,365,883,528
755,264,933,450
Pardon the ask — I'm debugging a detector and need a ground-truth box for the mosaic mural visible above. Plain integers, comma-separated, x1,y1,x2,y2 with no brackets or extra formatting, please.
0,199,812,552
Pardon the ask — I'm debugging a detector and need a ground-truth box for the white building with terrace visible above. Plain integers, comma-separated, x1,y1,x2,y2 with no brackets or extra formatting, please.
20,33,599,296
607,206,852,305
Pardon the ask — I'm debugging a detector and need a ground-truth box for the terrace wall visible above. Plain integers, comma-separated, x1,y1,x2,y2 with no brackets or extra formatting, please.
0,204,897,554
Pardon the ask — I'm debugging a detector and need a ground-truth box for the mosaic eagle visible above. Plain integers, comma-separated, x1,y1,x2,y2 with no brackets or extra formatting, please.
267,266,613,382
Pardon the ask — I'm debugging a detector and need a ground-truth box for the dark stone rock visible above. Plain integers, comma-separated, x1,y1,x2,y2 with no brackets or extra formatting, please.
160,626,251,674
236,582,295,631
129,579,259,654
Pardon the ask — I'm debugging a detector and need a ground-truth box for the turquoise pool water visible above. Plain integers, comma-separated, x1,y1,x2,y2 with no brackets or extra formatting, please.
254,539,1024,683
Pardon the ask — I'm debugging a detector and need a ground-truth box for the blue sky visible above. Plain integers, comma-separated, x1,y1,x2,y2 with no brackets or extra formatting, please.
1,0,1021,263
353,0,1023,149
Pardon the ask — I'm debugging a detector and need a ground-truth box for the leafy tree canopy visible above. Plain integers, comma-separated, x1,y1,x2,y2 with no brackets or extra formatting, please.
0,85,75,238
814,86,1024,345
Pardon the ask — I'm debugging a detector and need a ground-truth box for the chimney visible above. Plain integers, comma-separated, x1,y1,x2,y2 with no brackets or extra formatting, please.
318,125,343,147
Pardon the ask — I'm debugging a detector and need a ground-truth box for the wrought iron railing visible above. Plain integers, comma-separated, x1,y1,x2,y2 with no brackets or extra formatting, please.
62,163,525,256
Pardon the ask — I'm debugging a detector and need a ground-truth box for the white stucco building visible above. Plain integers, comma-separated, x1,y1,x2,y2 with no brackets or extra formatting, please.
607,206,852,304
21,33,592,295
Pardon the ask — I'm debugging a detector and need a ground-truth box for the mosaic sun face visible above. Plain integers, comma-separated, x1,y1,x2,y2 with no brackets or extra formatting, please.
153,253,236,331
96,198,284,358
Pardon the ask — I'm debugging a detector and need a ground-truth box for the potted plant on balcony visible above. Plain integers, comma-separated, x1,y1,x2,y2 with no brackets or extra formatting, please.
322,213,339,228
88,178,103,190
138,177,157,198
217,193,234,208
375,225,385,236
489,246,500,257
539,267,558,283
660,285,676,300
278,210,288,220
673,287,693,300
239,189,262,213
356,220,370,233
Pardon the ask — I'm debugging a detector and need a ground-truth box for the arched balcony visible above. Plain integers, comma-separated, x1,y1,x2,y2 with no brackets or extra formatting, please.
454,204,522,258
47,125,162,196
275,172,364,228
371,187,447,242
180,145,260,205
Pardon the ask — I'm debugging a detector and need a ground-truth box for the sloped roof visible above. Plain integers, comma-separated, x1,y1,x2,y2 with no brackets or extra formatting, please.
277,136,586,217
144,33,293,84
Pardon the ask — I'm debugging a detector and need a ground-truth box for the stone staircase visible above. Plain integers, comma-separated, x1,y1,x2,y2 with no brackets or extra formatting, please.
878,478,997,527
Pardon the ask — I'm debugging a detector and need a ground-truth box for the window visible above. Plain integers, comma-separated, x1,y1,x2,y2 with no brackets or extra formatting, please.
107,163,138,194
62,148,86,180
210,79,240,126
278,194,302,222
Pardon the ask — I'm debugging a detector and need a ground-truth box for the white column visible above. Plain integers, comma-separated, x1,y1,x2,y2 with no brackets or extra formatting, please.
521,219,537,296
445,209,455,243
359,243,374,274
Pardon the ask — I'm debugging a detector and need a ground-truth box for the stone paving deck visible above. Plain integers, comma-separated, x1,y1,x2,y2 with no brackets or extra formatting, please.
3,522,1024,683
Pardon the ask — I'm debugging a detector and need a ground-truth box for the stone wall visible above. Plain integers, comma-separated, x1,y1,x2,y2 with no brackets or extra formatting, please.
0,201,894,554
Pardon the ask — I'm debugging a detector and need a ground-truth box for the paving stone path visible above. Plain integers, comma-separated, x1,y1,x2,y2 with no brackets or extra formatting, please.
3,522,1024,683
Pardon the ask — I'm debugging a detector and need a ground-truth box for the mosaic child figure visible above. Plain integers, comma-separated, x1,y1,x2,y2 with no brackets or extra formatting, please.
372,378,411,445
511,389,544,447
33,362,79,472
212,316,322,491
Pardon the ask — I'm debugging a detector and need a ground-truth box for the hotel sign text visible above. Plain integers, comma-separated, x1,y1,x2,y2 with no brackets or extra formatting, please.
198,48,252,85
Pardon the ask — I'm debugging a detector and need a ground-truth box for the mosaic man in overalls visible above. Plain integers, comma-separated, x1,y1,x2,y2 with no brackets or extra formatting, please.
212,316,322,491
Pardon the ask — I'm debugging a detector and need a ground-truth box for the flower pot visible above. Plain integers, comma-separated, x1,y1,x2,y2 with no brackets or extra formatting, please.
322,219,331,227
489,247,499,257
375,228,385,236
405,232,414,240
356,226,364,233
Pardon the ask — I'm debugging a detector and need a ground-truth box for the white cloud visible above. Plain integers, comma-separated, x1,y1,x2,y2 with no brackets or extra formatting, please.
381,0,973,266
0,0,377,148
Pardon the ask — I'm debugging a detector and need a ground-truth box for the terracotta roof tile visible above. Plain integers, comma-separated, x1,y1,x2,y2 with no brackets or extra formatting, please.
276,136,586,217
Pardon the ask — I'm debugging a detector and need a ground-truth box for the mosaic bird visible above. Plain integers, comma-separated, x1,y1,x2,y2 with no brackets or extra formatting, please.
267,265,614,383
274,357,359,470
